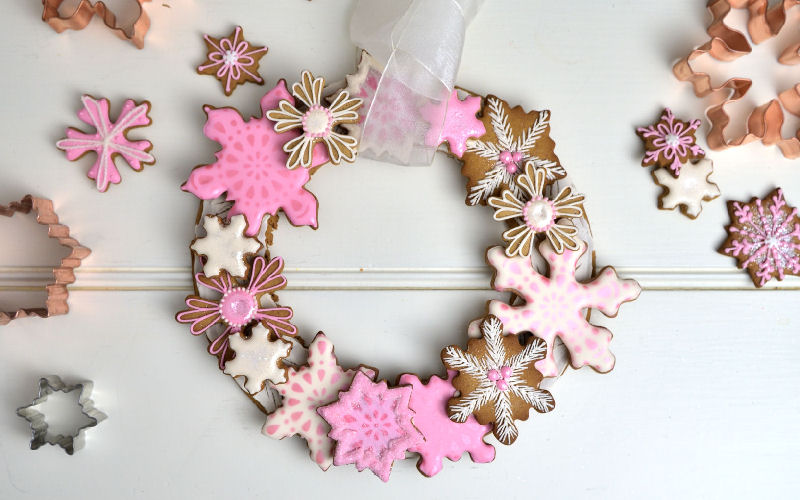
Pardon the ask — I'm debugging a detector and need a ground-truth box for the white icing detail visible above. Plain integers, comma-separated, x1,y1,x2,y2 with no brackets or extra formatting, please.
303,107,332,136
465,97,564,205
525,199,554,230
191,214,262,277
224,323,291,394
665,133,680,147
653,159,720,218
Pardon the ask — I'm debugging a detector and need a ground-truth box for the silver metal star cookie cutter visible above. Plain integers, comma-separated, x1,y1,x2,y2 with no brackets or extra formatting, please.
16,375,106,455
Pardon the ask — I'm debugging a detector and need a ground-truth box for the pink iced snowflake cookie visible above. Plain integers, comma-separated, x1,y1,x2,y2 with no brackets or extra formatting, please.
182,81,329,237
263,333,376,471
720,188,800,287
636,108,705,176
397,371,495,477
176,255,297,368
56,95,154,192
422,90,486,158
486,240,641,377
317,371,423,482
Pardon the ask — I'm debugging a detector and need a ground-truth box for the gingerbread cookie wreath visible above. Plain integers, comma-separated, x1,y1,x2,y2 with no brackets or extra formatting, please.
176,57,642,481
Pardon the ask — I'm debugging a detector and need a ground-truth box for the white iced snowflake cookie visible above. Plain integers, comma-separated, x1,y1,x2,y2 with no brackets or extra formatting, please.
191,214,262,277
652,159,720,219
224,323,292,394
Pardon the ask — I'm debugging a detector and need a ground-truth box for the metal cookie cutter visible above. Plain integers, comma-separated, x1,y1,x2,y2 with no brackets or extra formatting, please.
41,0,152,49
17,376,107,455
0,195,91,325
673,0,800,158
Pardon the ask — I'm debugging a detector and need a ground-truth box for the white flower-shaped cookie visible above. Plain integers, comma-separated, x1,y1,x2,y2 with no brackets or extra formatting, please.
224,323,292,394
653,159,720,219
191,215,261,277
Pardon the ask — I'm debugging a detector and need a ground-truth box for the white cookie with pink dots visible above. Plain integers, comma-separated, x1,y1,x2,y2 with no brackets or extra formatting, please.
486,239,641,377
262,332,376,470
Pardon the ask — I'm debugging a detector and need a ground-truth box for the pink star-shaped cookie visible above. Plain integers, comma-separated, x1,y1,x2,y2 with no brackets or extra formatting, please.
318,372,423,482
398,371,495,477
424,90,486,157
262,333,375,470
487,240,641,377
182,81,328,236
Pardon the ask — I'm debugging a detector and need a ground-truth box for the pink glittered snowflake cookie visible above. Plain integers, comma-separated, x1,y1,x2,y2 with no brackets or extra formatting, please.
176,255,297,368
317,371,423,482
263,333,376,471
720,188,800,287
56,95,155,192
486,240,641,377
397,371,494,477
182,81,329,237
636,108,705,176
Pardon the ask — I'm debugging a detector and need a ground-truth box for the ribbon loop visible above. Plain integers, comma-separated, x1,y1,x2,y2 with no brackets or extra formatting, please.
350,0,483,165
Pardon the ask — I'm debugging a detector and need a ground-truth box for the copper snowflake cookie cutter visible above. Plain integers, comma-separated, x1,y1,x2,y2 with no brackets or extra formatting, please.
673,0,800,158
41,0,152,49
0,195,91,325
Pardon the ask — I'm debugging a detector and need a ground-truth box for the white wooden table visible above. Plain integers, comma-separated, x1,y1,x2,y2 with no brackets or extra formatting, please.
1,1,798,498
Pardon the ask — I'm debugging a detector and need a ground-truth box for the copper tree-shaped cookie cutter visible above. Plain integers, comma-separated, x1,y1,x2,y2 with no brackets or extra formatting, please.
0,195,91,325
673,0,800,158
42,0,152,49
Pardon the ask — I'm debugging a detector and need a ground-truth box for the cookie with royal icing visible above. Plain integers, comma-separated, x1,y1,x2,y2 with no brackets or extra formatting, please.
263,333,376,471
442,316,554,445
191,214,262,278
652,159,720,219
460,95,564,206
636,108,705,176
224,323,292,394
197,26,268,97
719,188,800,287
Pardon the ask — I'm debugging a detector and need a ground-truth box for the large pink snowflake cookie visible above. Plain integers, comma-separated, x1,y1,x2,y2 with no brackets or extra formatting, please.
486,240,641,377
57,95,155,192
182,81,329,237
317,372,423,482
720,188,800,287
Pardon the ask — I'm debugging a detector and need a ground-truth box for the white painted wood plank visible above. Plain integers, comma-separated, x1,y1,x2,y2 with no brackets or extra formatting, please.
0,289,797,498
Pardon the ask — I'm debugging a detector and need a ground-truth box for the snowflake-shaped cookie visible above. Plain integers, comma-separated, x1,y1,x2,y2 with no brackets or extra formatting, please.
56,95,155,192
720,188,800,287
636,108,705,176
176,255,296,368
191,214,262,278
442,316,554,445
341,51,417,162
197,26,268,96
317,372,423,482
489,161,585,257
224,323,291,394
266,71,362,169
422,90,486,158
461,95,564,205
182,81,328,236
486,241,641,377
263,332,376,471
397,371,495,477
652,159,720,219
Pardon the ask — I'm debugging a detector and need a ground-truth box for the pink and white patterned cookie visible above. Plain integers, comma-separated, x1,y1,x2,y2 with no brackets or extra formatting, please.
262,333,376,470
486,240,641,376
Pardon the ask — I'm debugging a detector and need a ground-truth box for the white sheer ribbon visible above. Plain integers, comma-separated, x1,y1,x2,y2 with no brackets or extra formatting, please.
350,0,484,165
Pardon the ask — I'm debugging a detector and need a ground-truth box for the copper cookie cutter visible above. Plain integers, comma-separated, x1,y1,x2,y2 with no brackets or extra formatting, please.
0,195,91,325
673,0,800,158
42,0,152,49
